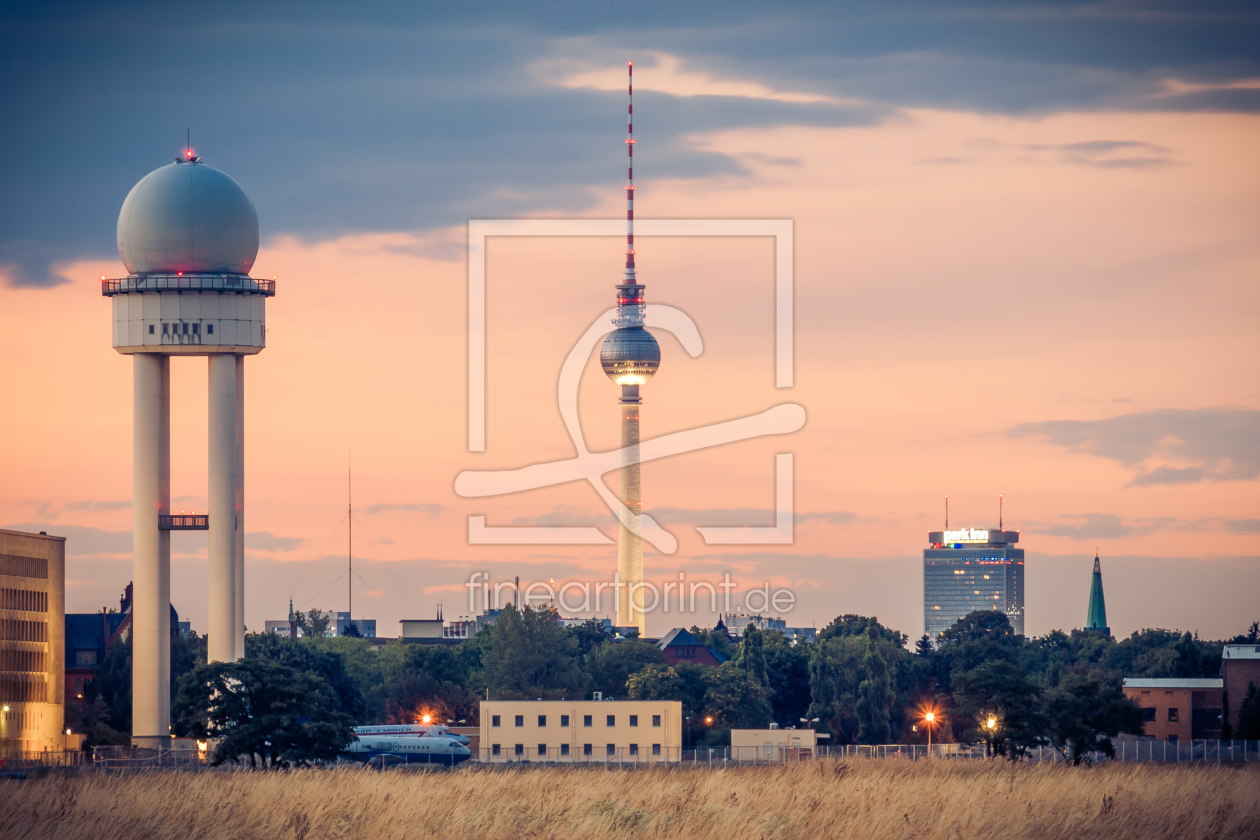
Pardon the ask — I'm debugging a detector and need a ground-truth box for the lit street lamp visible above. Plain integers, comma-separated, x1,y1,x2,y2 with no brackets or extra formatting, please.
922,710,938,756
984,715,998,758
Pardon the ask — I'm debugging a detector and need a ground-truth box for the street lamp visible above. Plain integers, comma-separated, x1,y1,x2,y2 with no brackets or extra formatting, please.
984,715,998,757
685,715,691,749
923,710,937,756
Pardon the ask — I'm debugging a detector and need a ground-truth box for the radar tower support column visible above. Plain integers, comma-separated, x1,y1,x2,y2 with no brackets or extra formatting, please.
131,353,171,747
208,353,239,662
234,354,245,657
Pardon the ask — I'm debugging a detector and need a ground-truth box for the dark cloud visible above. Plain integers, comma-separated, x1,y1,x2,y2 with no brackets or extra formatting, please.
1027,513,1260,540
1008,407,1260,486
365,503,444,516
3,1,1259,283
1023,139,1176,168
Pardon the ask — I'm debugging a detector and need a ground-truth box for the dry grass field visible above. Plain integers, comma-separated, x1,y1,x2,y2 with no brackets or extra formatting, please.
2,760,1257,840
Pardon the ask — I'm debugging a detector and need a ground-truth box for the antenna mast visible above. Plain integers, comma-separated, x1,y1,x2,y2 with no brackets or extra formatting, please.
625,61,635,282
945,495,948,529
348,459,352,628
999,494,1003,530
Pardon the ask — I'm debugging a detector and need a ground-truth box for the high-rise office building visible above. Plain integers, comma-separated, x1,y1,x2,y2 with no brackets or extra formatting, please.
923,527,1024,638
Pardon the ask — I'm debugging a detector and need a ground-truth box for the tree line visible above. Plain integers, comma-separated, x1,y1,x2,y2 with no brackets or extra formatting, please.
70,607,1260,766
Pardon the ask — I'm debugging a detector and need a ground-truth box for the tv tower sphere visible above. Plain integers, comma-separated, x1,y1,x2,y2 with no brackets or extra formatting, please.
102,146,275,747
600,325,660,384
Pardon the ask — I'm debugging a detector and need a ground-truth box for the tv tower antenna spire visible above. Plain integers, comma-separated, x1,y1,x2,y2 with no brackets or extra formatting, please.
625,61,636,282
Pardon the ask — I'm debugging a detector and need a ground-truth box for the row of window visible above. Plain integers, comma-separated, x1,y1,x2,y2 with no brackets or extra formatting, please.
0,619,48,643
1141,707,1179,722
0,675,48,703
492,713,661,728
0,554,48,580
0,648,47,673
490,743,663,757
0,588,47,613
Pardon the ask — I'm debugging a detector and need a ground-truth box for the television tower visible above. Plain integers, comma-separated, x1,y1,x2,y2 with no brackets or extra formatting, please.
600,62,660,638
103,142,274,746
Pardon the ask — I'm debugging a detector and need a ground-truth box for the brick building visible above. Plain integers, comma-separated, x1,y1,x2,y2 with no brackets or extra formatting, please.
1220,644,1260,734
656,628,727,667
1123,678,1223,741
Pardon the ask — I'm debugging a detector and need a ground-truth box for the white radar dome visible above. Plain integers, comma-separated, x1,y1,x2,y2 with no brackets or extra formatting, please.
117,161,260,275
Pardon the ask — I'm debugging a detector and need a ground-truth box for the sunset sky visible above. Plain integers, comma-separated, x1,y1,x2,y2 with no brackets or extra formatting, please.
2,1,1257,641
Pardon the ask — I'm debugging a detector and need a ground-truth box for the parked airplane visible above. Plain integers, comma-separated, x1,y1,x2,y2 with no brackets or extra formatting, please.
342,734,472,767
353,724,469,745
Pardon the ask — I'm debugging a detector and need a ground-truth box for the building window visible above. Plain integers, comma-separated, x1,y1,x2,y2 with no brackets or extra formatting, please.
561,743,569,756
149,324,155,334
606,744,616,757
583,715,592,727
538,715,546,727
492,715,501,727
606,715,615,727
652,715,661,727
1168,708,1179,722
1142,708,1156,722
514,744,524,756
652,744,661,756
491,744,500,756
538,744,547,757
182,323,189,334
560,715,569,727
207,324,214,334
629,715,638,727
192,323,199,334
629,744,639,756
583,744,592,756
162,323,169,334
515,715,524,727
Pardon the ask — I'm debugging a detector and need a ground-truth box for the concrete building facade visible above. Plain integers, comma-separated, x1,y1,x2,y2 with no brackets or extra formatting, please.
0,529,65,755
731,727,820,760
1123,678,1224,741
479,700,682,762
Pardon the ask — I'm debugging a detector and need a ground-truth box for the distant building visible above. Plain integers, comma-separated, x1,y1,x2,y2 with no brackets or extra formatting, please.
656,628,727,667
478,699,682,762
924,527,1024,637
1123,678,1223,741
65,582,182,708
731,726,824,759
1221,644,1260,734
266,608,374,638
720,613,816,643
1,528,66,755
1085,554,1109,635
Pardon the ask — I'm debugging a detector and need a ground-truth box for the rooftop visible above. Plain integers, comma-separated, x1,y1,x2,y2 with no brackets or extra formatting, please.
1222,644,1260,659
1123,678,1223,689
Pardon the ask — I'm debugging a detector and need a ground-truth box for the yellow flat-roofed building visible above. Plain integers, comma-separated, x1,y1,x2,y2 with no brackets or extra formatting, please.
479,699,682,762
731,727,820,761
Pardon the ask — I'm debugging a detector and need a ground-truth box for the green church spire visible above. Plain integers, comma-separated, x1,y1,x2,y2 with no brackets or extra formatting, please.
1086,553,1109,636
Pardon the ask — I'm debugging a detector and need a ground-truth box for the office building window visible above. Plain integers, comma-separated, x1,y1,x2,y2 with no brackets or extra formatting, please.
583,743,592,756
492,715,501,727
652,744,661,756
560,715,570,727
207,324,213,334
606,715,615,726
629,744,638,755
583,715,592,727
514,744,523,756
561,743,569,756
538,715,547,727
606,744,616,756
1168,708,1179,722
491,744,500,756
629,715,638,727
538,744,547,757
515,715,524,727
652,715,661,727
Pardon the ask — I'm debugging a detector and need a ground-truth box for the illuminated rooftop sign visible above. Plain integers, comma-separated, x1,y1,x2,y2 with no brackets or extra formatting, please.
943,528,989,543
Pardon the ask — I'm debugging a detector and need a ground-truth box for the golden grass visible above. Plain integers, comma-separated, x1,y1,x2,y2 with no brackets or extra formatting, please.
3,760,1257,840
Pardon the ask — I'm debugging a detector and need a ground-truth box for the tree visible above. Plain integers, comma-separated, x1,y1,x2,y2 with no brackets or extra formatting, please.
627,664,684,703
586,639,666,699
704,665,772,733
342,621,362,638
820,614,906,648
294,609,331,638
245,631,368,721
937,611,1021,678
1044,674,1143,765
175,658,355,768
373,641,476,725
806,640,838,737
569,618,612,656
733,624,769,687
855,623,893,745
479,605,587,699
951,659,1044,759
763,633,811,725
1237,683,1260,740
